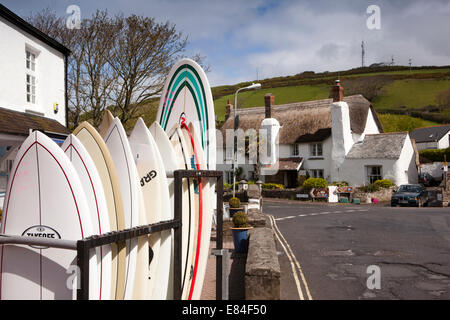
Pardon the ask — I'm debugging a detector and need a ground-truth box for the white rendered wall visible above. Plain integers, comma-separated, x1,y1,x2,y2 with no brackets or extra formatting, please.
358,108,381,142
437,132,450,149
330,101,353,182
0,16,66,126
397,134,418,185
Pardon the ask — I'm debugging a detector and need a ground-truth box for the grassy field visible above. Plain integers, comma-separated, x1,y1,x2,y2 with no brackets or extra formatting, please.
213,67,450,132
377,113,439,132
373,79,450,110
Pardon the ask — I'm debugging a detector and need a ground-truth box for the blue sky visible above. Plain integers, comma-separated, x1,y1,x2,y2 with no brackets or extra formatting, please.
2,0,450,86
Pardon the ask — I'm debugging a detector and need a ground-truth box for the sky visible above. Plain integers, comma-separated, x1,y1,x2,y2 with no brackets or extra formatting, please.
2,0,450,86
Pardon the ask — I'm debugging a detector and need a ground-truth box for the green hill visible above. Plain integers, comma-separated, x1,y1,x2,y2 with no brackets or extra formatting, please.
213,66,450,132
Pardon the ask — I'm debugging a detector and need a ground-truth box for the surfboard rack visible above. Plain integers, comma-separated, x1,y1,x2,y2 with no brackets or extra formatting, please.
0,169,224,300
173,169,224,300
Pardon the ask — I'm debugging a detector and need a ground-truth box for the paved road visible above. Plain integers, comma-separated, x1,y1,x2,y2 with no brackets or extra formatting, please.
263,199,450,300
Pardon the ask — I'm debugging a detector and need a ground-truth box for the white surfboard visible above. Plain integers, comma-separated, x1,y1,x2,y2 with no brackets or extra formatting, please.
72,121,126,300
156,58,217,229
103,117,148,300
186,122,213,300
149,121,180,299
156,58,216,171
98,110,115,138
61,134,112,300
0,131,98,300
168,124,197,300
129,118,168,299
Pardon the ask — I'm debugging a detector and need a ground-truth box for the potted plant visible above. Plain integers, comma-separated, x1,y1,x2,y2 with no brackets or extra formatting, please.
231,211,252,253
228,197,243,217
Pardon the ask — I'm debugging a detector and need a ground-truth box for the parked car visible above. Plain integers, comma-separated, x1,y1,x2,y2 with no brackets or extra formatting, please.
418,172,439,187
391,184,427,207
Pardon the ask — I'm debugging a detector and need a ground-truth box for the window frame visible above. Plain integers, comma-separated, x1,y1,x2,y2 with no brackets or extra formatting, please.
291,144,299,157
366,165,382,184
310,143,323,157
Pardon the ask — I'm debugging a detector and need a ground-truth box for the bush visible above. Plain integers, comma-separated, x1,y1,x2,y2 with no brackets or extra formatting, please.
229,197,241,208
373,179,394,190
223,183,232,190
302,178,328,190
261,183,285,190
232,211,250,228
419,148,450,162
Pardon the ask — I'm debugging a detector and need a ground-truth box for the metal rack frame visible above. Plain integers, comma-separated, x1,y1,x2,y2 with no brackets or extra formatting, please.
0,169,224,300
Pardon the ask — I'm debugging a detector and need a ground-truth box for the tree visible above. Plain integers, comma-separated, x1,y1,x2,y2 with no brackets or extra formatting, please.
107,14,187,124
27,9,209,128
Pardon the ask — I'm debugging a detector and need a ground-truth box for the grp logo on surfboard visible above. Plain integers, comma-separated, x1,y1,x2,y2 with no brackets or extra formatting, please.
22,225,61,249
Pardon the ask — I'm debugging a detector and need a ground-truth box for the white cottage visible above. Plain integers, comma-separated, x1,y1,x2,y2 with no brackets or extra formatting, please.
218,81,418,187
0,4,70,207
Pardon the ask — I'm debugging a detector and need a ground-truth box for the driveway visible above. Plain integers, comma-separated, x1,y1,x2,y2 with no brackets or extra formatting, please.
263,199,450,300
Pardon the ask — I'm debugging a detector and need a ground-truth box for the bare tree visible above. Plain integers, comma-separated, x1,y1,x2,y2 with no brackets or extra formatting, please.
27,9,209,128
108,15,187,124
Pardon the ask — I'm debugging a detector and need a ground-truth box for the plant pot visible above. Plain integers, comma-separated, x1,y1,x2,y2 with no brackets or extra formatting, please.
229,207,244,218
231,227,252,253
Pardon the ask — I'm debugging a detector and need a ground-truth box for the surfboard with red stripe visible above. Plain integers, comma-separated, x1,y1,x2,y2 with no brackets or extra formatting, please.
62,134,112,300
0,131,98,300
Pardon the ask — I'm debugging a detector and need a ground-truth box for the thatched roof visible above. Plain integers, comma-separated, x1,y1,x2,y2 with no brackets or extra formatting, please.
346,132,408,159
220,95,383,144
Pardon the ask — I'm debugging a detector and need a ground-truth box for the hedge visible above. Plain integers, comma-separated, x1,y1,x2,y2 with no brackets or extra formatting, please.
261,183,285,190
419,148,450,162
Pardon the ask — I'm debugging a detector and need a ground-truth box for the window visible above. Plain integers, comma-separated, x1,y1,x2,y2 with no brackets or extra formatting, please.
226,171,233,184
26,51,36,71
26,74,36,104
291,144,299,157
26,50,37,104
310,143,323,157
367,166,382,184
310,169,324,179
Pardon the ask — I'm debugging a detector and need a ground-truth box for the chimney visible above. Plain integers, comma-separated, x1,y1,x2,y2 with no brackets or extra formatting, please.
330,80,344,102
225,99,232,121
265,93,274,118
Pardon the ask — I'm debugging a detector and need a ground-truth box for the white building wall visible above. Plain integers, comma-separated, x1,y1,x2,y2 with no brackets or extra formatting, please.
437,132,450,149
330,101,353,182
0,16,66,126
397,134,418,185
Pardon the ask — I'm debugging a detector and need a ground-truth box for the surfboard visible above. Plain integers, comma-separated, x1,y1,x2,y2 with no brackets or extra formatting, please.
72,121,126,300
156,58,216,171
186,122,213,300
0,131,98,300
149,121,180,299
129,118,165,299
103,117,148,300
168,124,197,300
98,110,115,138
61,134,112,300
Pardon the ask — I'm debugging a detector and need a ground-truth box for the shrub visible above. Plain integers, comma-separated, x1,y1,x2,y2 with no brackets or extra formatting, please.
229,197,241,208
261,183,285,190
419,148,450,162
373,179,394,190
223,183,232,190
302,178,328,190
232,211,250,228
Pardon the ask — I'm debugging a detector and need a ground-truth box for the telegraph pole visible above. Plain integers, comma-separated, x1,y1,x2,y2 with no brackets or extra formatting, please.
361,41,365,68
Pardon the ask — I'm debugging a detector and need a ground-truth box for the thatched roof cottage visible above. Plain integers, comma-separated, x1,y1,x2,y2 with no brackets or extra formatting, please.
217,81,418,188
